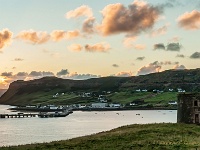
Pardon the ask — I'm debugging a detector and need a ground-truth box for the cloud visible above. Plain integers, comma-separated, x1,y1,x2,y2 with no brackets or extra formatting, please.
168,36,180,42
136,61,177,75
1,72,13,77
98,0,162,36
66,5,93,19
178,10,200,30
150,24,169,37
16,72,28,77
176,54,185,58
134,44,146,50
136,56,145,61
13,58,24,61
51,30,66,41
166,43,181,51
29,71,54,77
0,29,13,50
154,43,165,50
82,17,96,34
66,30,80,39
190,52,200,59
115,71,133,77
17,30,50,44
137,62,161,75
85,42,110,52
154,43,181,51
173,64,186,70
56,69,69,77
68,44,83,51
112,64,119,67
65,72,100,80
123,36,137,48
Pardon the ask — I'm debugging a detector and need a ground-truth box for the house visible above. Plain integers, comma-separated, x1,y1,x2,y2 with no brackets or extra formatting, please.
177,93,200,124
168,101,177,105
91,103,108,108
109,103,121,108
136,89,141,92
98,95,107,102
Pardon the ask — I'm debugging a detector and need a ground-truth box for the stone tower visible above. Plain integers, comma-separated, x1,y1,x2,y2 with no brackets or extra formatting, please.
177,93,200,124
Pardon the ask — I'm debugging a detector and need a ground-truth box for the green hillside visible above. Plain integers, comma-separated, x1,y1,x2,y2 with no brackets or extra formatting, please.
1,123,200,150
0,68,199,106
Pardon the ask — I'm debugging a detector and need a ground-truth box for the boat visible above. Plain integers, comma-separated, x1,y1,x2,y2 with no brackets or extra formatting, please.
38,111,70,118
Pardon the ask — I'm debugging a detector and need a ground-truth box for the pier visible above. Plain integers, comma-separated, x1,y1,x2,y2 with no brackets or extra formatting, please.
0,113,38,118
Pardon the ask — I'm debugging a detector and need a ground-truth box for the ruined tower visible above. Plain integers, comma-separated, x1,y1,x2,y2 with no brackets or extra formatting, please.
177,93,200,124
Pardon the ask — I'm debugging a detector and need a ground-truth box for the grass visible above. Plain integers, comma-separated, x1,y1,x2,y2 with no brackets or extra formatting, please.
1,123,200,150
11,91,178,107
108,91,177,106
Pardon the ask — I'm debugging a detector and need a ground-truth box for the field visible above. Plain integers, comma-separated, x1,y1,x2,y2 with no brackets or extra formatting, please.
1,123,200,150
8,90,178,107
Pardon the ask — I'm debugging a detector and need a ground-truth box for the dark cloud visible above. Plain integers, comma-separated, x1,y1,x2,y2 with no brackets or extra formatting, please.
1,72,12,77
154,43,181,51
166,43,181,51
176,54,185,58
190,52,200,59
98,1,163,36
42,72,54,76
160,0,183,8
29,71,42,77
154,43,165,50
66,72,100,80
16,72,28,77
112,64,119,67
82,17,96,34
136,56,145,61
56,69,69,76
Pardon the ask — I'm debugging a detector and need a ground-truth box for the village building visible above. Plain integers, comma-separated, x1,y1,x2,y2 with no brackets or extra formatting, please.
91,103,108,108
177,93,200,124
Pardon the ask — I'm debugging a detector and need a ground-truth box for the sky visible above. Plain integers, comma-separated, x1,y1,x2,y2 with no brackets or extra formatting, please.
0,0,200,89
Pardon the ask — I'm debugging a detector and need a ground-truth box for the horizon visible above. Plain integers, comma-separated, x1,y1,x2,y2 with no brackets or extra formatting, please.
0,0,200,89
1,67,199,90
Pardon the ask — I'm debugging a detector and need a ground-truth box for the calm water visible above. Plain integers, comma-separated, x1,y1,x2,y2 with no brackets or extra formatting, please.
0,105,177,146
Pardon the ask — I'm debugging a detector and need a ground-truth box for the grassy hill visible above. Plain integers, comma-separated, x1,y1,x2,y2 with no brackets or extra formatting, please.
0,68,199,106
1,123,200,150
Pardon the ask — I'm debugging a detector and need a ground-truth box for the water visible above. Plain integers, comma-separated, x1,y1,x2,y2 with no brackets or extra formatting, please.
0,105,177,147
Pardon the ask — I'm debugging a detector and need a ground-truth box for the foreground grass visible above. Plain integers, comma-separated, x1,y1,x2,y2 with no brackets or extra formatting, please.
1,123,200,150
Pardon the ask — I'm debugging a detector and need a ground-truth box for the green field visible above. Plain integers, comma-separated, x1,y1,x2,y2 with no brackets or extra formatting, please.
1,123,200,150
10,91,178,107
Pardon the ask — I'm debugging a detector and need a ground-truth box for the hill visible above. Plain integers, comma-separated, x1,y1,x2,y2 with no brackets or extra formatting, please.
0,89,7,97
0,68,199,106
1,123,200,149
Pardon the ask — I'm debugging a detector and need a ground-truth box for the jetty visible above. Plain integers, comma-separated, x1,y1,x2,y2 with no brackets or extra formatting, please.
0,113,38,118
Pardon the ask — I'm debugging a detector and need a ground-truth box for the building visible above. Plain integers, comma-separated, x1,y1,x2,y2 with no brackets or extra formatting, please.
177,93,200,124
91,103,108,108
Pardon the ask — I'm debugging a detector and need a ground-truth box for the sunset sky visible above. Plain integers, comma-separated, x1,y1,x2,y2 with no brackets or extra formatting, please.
0,0,200,89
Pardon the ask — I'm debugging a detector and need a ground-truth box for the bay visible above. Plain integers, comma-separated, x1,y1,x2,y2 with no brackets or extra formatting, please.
0,105,177,147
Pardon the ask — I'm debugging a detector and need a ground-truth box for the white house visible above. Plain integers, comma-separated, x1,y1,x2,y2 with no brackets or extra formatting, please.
168,101,177,105
91,103,108,108
109,103,121,108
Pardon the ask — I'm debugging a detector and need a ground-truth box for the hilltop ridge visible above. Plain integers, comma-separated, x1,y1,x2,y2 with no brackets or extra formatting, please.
0,68,199,105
